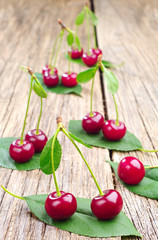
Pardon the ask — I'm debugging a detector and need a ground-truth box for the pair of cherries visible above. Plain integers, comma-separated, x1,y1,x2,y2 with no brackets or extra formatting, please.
42,66,77,88
82,111,126,141
45,189,123,220
69,47,102,67
9,129,47,163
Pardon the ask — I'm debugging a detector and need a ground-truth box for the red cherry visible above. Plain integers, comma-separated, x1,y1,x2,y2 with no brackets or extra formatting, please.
91,189,123,220
9,139,35,163
102,120,126,141
82,112,104,134
42,65,58,75
118,156,145,185
68,48,83,59
90,48,102,57
25,129,48,153
82,53,98,67
45,191,77,220
61,72,78,87
43,72,59,87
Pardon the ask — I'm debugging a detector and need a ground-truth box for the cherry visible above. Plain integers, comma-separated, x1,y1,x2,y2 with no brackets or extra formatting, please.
45,191,77,220
102,120,126,141
82,52,98,67
43,72,59,87
25,129,48,153
90,48,102,57
118,156,145,185
82,112,104,134
42,65,58,75
9,139,35,163
68,48,83,59
91,189,123,220
61,72,78,87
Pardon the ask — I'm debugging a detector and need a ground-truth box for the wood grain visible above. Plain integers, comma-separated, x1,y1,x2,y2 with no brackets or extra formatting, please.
94,0,158,239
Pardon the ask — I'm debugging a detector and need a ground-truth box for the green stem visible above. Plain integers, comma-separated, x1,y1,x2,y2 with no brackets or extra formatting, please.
52,30,64,70
93,26,97,49
68,57,71,74
1,185,25,200
36,97,43,135
49,32,61,67
86,9,90,54
62,128,104,196
112,94,119,126
89,68,98,117
20,78,33,145
145,166,158,169
51,127,61,196
138,148,158,153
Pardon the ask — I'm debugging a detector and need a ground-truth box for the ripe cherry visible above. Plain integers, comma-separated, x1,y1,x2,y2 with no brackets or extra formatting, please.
90,48,102,57
61,72,78,87
43,72,59,87
102,120,126,141
82,112,104,134
91,189,123,220
9,139,35,163
45,191,77,220
118,156,145,185
42,65,58,75
25,129,47,153
82,52,98,67
68,48,83,59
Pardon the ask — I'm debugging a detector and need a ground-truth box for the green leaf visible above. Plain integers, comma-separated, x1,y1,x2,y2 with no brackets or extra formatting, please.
75,10,85,25
75,34,81,51
107,161,158,199
34,73,82,96
68,120,142,151
68,132,92,148
77,68,97,83
103,68,119,94
32,81,48,98
0,138,40,170
87,8,98,26
40,136,62,175
24,195,141,238
67,33,74,46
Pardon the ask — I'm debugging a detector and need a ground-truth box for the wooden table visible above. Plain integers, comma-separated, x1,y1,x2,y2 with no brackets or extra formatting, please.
0,0,158,239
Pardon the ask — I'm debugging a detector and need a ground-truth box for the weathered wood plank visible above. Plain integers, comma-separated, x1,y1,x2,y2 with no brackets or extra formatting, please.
0,0,115,240
94,0,158,239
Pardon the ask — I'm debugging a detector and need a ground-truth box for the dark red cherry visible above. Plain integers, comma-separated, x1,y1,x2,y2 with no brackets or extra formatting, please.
9,139,35,163
118,156,145,185
91,189,123,220
25,129,48,153
90,48,102,57
42,65,58,75
43,72,59,87
61,72,78,87
102,120,126,141
82,52,98,67
68,48,83,59
45,191,77,220
82,112,104,134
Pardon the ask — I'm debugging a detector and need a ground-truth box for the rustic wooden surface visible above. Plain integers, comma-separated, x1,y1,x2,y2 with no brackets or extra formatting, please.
0,0,158,239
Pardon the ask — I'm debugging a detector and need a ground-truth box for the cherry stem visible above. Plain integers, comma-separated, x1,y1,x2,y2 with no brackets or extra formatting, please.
62,128,104,196
52,30,64,70
51,126,61,197
20,77,33,145
49,32,61,68
145,166,158,169
1,185,25,200
138,148,158,153
86,8,90,54
93,26,97,49
112,94,119,126
36,97,43,135
68,56,71,74
90,68,98,117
